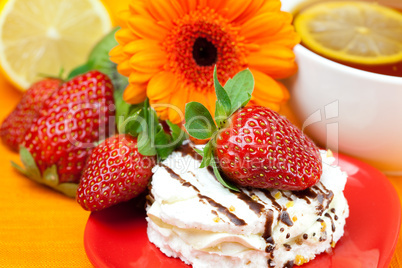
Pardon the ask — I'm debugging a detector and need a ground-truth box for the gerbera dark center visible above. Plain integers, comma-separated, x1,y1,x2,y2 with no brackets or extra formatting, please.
192,37,217,66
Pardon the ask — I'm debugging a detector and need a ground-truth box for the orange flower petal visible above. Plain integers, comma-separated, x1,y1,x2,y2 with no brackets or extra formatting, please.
175,0,196,13
248,98,281,112
109,45,127,64
123,83,147,104
255,0,282,15
115,28,138,45
251,69,289,104
114,10,132,27
128,71,154,84
117,60,133,77
240,12,286,41
247,45,297,79
147,71,177,101
128,15,168,41
258,25,301,48
129,0,154,19
151,102,169,121
205,0,229,12
147,0,182,23
221,0,252,22
167,86,189,124
129,50,166,73
123,40,160,55
232,0,265,24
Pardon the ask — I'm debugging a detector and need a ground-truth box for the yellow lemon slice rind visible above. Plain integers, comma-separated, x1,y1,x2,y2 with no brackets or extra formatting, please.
0,0,112,90
294,1,402,65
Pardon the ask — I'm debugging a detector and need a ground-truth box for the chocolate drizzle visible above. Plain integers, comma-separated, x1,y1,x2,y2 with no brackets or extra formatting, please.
313,184,334,215
280,211,294,227
260,189,282,211
284,260,294,268
160,164,200,192
233,191,265,215
325,212,336,232
268,259,275,268
179,143,202,160
263,209,274,242
292,188,317,204
198,194,247,226
283,244,292,251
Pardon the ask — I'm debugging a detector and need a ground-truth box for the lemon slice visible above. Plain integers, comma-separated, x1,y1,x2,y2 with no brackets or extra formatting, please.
0,0,112,90
294,1,402,65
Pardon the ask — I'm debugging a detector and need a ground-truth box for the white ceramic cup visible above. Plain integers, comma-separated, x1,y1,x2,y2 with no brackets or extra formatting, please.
282,0,402,175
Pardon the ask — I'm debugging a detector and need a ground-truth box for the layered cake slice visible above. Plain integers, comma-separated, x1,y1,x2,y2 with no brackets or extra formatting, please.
146,143,349,268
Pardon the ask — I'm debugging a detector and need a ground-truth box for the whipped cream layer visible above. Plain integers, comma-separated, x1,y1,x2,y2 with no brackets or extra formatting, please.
146,143,349,268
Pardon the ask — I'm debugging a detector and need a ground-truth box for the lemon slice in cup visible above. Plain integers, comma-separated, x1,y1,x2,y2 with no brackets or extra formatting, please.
0,0,112,90
294,1,402,65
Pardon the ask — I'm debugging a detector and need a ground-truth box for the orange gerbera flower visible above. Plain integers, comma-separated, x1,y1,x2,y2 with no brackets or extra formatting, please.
110,0,299,124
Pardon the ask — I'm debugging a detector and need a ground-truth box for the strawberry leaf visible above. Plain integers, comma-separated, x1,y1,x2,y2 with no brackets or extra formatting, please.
166,120,188,147
19,146,42,181
154,127,171,159
135,100,187,158
121,107,144,136
67,63,93,80
137,100,158,156
199,142,213,168
224,69,254,113
14,147,78,198
138,131,157,156
215,100,228,129
210,160,240,192
193,147,204,156
185,102,217,139
114,89,144,134
213,66,231,114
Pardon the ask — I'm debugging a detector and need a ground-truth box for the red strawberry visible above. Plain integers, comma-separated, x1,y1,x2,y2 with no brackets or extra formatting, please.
184,67,323,191
215,106,322,191
0,78,61,151
15,71,115,196
76,134,156,211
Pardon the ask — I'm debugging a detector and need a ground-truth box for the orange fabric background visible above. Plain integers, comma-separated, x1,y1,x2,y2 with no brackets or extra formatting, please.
0,0,401,267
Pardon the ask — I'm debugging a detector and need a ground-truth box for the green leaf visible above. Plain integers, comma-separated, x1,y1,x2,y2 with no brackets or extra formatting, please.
138,130,157,156
213,66,231,115
120,107,144,136
43,165,60,187
199,142,213,168
137,99,160,156
14,148,78,198
114,89,133,133
224,69,254,113
56,183,79,198
166,120,188,146
67,63,93,80
184,102,217,140
214,100,228,129
88,27,128,91
193,147,204,156
11,161,28,176
210,160,240,192
154,128,173,160
19,146,42,182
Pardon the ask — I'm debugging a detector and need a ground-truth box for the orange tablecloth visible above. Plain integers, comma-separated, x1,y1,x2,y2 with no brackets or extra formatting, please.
0,1,401,266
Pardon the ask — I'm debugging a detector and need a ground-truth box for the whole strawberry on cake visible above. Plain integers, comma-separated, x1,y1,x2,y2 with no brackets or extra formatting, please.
146,68,349,268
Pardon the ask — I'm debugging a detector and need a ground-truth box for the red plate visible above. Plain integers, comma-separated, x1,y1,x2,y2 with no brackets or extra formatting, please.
84,154,401,268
